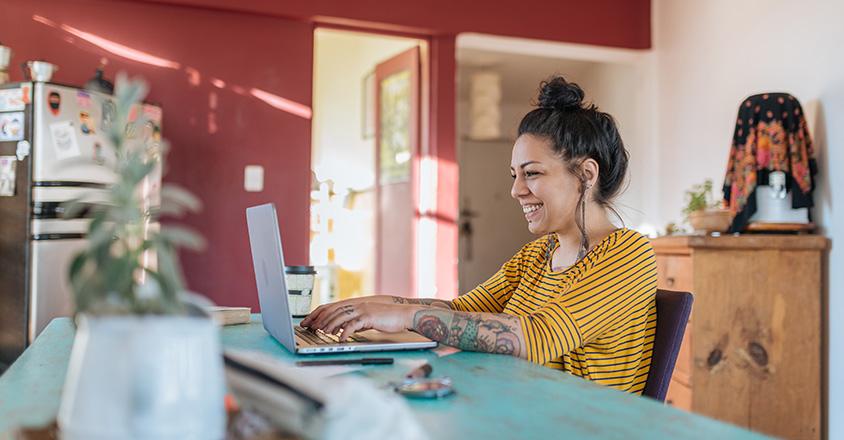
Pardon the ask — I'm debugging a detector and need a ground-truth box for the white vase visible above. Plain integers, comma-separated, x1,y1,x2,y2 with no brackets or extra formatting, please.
58,315,225,440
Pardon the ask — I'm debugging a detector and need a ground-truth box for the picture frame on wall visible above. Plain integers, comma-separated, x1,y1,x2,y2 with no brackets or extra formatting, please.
361,70,375,140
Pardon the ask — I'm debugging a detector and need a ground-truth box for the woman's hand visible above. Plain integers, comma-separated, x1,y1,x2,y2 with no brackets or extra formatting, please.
301,300,421,341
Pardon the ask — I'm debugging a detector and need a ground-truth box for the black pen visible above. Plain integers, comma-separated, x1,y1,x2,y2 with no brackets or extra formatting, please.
295,357,394,367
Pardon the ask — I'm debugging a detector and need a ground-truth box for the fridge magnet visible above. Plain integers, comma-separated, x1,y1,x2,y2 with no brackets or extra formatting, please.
49,120,81,160
76,90,92,109
48,91,61,116
21,85,31,104
128,105,138,123
93,142,105,165
142,104,162,123
0,88,25,112
16,140,31,161
0,112,24,141
79,111,95,135
142,120,161,144
0,156,17,196
124,121,137,139
101,100,116,129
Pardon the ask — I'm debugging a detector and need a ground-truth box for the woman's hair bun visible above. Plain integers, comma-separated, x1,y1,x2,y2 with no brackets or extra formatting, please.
537,76,585,111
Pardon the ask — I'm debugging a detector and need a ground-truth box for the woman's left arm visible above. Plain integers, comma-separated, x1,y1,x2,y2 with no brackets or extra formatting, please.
410,308,525,357
303,301,526,358
410,308,526,358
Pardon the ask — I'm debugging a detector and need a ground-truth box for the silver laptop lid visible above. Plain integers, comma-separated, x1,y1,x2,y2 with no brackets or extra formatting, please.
246,203,296,352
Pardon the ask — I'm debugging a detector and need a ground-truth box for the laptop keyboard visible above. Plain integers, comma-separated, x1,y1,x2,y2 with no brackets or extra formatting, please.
294,326,370,345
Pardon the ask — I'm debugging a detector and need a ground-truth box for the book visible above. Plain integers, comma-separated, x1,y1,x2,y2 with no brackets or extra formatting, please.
205,306,251,326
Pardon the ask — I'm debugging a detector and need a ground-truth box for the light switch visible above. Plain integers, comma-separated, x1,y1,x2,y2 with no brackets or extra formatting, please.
244,165,264,192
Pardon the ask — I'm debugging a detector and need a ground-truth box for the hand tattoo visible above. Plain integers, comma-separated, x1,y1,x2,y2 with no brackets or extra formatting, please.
412,309,523,356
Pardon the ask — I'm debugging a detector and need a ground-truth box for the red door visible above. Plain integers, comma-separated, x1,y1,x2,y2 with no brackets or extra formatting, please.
374,47,420,297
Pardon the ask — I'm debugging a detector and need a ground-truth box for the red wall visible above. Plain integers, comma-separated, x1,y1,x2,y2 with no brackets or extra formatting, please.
145,0,651,49
0,0,313,309
0,0,650,308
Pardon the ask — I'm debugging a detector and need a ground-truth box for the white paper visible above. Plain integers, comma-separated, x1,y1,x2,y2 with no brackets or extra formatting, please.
50,120,81,160
0,112,24,141
0,156,17,196
0,88,25,112
224,348,427,440
225,349,361,379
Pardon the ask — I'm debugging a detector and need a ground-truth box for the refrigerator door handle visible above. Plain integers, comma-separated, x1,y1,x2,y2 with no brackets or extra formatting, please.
32,201,102,220
32,181,109,189
31,233,87,241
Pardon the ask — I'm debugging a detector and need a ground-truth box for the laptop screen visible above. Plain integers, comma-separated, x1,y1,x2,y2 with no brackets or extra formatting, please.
246,203,297,352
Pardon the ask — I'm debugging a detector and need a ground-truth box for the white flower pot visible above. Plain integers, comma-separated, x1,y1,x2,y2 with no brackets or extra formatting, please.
58,315,225,440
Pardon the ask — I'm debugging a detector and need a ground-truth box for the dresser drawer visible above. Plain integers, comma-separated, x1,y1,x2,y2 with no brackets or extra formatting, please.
665,378,692,411
655,255,694,292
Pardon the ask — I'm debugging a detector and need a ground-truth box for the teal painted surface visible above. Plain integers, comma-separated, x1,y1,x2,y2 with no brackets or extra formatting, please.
0,316,769,439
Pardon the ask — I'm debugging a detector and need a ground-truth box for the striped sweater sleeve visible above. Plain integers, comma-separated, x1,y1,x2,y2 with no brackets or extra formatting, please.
517,232,658,365
451,246,524,313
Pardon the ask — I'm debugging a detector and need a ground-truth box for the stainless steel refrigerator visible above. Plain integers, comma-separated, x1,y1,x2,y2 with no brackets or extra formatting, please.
0,82,162,367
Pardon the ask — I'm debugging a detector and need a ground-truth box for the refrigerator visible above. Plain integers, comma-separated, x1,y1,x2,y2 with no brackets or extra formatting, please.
0,82,162,367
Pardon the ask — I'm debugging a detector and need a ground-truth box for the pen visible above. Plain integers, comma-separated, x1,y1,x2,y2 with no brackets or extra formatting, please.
405,362,433,379
295,357,394,367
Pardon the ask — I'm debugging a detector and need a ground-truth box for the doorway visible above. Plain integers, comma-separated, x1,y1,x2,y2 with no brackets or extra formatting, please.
310,28,428,304
455,34,655,294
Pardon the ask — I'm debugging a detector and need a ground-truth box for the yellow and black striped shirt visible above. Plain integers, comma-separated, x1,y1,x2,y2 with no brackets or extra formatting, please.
452,228,657,394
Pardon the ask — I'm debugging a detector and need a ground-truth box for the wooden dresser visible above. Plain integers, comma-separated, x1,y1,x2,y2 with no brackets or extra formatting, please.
652,234,829,440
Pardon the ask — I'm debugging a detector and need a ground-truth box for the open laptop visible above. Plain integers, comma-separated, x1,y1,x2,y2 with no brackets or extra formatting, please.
246,203,437,354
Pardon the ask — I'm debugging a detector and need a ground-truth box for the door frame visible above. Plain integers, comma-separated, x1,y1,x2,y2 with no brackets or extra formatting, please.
311,22,458,299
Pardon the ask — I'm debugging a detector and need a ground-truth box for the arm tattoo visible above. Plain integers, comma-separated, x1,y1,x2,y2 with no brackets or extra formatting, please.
391,296,452,309
412,309,523,357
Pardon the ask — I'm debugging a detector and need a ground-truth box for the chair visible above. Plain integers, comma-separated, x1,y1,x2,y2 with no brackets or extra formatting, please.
642,289,694,402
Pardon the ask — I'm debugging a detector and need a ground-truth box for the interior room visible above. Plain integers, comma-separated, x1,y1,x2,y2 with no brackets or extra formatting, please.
0,1,840,439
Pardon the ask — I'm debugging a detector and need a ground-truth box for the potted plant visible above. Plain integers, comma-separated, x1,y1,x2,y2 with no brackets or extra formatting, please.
682,179,732,233
57,74,225,439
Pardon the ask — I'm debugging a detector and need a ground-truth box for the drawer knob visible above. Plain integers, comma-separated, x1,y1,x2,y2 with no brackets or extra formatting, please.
748,342,768,366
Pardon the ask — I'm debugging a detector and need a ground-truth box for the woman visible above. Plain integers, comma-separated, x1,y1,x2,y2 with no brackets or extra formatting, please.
302,76,657,394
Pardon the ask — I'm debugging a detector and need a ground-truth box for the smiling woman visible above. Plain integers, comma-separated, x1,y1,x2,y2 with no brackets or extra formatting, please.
302,76,657,394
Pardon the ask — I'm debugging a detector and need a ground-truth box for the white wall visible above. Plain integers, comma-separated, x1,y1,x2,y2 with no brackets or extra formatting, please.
312,29,418,191
579,61,655,231
653,0,843,436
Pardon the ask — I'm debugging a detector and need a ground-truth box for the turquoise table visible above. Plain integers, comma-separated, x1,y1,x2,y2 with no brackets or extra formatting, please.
0,316,768,439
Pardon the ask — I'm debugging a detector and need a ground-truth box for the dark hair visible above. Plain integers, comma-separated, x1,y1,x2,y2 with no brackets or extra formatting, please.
517,76,629,208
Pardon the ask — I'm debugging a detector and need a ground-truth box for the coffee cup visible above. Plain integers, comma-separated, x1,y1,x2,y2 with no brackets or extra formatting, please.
285,266,316,318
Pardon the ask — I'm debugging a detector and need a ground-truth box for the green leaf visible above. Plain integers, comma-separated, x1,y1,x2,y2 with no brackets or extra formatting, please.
67,73,204,317
68,252,88,280
161,184,202,213
157,225,206,251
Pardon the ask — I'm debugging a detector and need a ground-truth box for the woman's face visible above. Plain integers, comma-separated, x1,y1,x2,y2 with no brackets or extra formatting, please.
510,134,582,235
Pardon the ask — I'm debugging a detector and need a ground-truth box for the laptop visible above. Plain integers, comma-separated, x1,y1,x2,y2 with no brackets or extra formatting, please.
246,203,438,354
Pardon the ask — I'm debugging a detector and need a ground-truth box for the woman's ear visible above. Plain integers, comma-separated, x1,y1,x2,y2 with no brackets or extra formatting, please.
580,159,600,190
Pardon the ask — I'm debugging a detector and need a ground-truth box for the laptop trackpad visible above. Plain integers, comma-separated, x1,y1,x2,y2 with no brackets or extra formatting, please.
355,329,433,343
